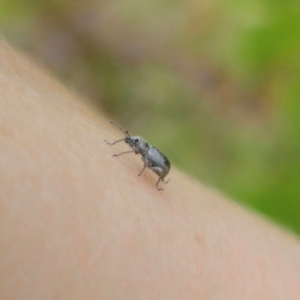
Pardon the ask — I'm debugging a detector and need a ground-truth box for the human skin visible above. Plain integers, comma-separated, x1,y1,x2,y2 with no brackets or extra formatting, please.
0,40,300,300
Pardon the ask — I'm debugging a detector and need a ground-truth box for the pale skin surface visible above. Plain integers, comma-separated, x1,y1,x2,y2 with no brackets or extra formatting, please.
1,40,300,300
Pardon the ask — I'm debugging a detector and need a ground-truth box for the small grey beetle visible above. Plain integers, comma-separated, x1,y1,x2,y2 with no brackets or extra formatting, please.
105,121,170,191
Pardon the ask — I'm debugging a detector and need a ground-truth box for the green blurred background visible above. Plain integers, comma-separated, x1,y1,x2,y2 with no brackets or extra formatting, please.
2,0,300,233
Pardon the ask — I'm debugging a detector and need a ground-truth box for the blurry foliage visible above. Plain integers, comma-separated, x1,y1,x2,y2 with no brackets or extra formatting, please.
1,0,300,233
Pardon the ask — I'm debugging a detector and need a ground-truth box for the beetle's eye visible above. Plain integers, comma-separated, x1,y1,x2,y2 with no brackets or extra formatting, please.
134,138,139,143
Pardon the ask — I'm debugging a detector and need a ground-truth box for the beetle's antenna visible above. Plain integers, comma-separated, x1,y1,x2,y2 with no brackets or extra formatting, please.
109,121,130,137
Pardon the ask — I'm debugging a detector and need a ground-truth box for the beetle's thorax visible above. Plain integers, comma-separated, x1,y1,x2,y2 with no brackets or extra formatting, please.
125,135,150,155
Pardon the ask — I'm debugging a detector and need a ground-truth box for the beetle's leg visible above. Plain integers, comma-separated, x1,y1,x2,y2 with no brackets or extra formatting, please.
138,164,148,177
112,150,135,157
155,177,164,191
104,138,124,145
163,178,170,184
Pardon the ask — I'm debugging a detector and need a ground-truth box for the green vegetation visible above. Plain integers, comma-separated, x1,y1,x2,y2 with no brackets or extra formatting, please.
2,0,300,233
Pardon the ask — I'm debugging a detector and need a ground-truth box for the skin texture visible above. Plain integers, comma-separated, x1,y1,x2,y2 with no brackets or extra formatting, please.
1,40,300,300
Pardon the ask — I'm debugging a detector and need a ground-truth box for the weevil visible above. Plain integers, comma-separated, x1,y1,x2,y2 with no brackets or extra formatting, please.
105,121,170,191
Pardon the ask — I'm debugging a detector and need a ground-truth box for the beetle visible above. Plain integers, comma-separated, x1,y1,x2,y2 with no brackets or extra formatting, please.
105,121,170,191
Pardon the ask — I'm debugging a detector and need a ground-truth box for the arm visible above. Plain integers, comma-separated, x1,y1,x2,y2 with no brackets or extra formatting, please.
1,40,300,299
